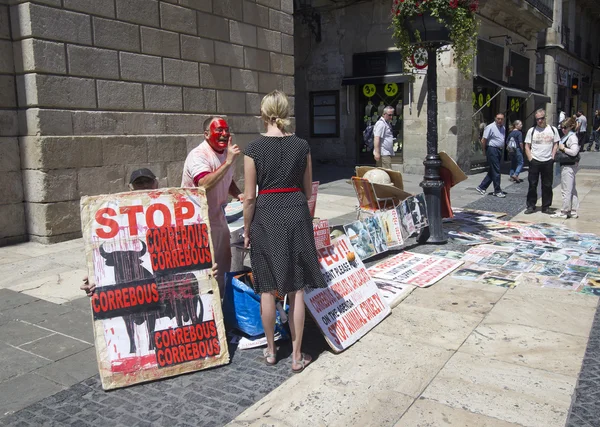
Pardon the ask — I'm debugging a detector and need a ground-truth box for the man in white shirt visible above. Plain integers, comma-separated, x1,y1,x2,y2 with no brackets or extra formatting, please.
576,110,588,150
373,106,395,169
524,109,559,214
182,116,242,293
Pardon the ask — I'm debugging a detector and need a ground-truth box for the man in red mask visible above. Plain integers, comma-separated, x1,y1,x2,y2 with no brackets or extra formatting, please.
181,116,242,294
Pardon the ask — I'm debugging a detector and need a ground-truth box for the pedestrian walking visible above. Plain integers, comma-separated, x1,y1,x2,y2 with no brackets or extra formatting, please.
507,120,524,183
524,109,560,214
475,113,506,198
551,116,581,219
242,90,327,373
373,106,395,169
576,110,588,150
591,109,600,151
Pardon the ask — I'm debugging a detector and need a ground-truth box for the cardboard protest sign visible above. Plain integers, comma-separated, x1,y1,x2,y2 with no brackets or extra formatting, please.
307,181,319,218
371,252,463,288
80,188,229,390
313,219,331,250
305,236,391,352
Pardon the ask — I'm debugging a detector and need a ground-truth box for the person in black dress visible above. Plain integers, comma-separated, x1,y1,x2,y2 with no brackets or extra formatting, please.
243,90,327,373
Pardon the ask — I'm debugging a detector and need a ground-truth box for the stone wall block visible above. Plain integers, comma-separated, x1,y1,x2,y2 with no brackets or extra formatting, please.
144,84,183,111
196,12,229,41
183,87,217,112
20,136,104,169
25,200,80,236
67,45,119,79
227,115,262,134
147,136,188,162
213,0,242,21
122,113,167,135
102,136,148,165
160,2,196,35
0,75,16,108
184,135,204,154
141,27,180,59
116,0,159,27
244,47,270,71
258,71,283,93
257,0,280,9
181,35,214,63
269,9,293,35
213,41,244,68
179,0,211,12
0,111,18,136
17,108,73,137
163,58,200,86
281,33,293,55
229,21,257,47
63,0,115,18
0,204,26,241
93,17,140,52
22,169,78,203
72,111,125,136
0,171,23,203
243,2,269,28
0,137,20,172
13,39,67,74
246,93,261,115
257,28,281,52
12,3,92,44
0,5,10,40
0,39,14,73
231,68,258,92
78,165,125,197
165,115,207,134
283,75,294,95
120,52,163,84
217,90,246,114
166,161,185,187
281,0,293,14
97,80,144,110
19,74,97,109
200,63,231,89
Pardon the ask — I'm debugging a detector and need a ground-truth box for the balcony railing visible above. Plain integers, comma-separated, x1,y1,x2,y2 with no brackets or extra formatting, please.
524,0,553,19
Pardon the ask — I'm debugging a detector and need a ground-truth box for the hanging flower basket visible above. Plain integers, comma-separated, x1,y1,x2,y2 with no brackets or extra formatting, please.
391,0,480,78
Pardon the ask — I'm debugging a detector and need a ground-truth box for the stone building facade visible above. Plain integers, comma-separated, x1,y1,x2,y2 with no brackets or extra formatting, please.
0,0,294,245
294,0,554,174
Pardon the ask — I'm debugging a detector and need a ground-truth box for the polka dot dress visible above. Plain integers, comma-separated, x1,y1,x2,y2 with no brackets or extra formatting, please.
244,135,328,294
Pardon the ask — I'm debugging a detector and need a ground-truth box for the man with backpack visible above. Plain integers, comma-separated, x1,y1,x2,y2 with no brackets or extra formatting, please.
372,106,395,169
524,108,560,214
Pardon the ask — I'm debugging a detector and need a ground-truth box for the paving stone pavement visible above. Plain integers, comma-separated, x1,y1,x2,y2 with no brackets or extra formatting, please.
1,156,599,426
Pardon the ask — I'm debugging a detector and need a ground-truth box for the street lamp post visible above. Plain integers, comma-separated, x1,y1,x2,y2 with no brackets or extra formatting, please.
419,44,447,244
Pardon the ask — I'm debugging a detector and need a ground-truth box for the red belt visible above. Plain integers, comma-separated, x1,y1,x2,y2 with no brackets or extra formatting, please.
258,187,301,195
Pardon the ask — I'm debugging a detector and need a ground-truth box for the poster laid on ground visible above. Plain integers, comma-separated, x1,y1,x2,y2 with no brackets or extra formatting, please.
376,209,404,249
370,252,463,288
305,235,391,352
372,279,416,308
80,188,229,390
313,219,331,250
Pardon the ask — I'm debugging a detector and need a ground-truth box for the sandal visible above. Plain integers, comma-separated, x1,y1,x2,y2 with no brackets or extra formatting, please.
263,348,277,366
291,353,312,373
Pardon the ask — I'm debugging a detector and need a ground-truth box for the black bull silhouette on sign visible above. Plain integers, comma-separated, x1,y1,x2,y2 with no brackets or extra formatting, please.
99,241,204,354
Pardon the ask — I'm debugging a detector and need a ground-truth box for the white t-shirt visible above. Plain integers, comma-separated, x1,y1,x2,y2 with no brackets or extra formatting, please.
373,118,394,156
524,125,560,162
181,140,232,226
577,115,587,132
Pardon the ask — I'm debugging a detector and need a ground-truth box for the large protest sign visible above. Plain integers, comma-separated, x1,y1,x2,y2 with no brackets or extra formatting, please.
305,236,391,352
80,188,229,390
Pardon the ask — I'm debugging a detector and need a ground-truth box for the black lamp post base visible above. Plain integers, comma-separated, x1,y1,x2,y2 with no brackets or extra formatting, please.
420,177,447,244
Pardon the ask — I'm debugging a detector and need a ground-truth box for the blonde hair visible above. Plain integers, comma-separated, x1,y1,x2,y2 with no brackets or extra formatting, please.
509,120,522,132
562,116,577,130
260,90,291,132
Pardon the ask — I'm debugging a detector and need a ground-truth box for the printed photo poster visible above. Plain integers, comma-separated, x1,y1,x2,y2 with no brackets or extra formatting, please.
307,181,319,218
364,215,388,253
408,193,429,230
397,201,416,238
305,236,391,352
376,209,404,249
371,252,463,288
344,220,376,259
372,279,416,308
80,188,229,390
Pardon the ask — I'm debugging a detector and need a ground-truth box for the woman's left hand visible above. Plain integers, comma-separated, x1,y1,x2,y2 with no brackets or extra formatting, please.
244,235,250,249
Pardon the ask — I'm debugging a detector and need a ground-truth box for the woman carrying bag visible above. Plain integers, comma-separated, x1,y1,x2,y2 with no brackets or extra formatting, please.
551,116,581,219
508,120,524,183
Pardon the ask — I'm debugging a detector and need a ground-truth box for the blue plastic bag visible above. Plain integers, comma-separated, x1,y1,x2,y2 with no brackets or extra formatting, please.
223,270,289,338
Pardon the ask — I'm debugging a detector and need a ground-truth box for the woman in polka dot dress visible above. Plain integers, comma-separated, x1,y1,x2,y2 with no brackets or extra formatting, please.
243,90,327,373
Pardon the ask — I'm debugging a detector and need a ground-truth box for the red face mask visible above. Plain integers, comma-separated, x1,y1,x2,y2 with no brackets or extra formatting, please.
206,119,230,152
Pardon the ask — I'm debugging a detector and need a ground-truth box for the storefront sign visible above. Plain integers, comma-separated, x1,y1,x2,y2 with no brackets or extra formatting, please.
306,236,391,352
558,66,568,87
80,188,229,390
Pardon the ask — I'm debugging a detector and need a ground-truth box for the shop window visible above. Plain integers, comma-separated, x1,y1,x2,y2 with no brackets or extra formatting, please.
310,91,339,137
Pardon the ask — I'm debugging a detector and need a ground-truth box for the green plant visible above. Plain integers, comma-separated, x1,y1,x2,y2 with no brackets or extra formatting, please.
391,0,480,78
